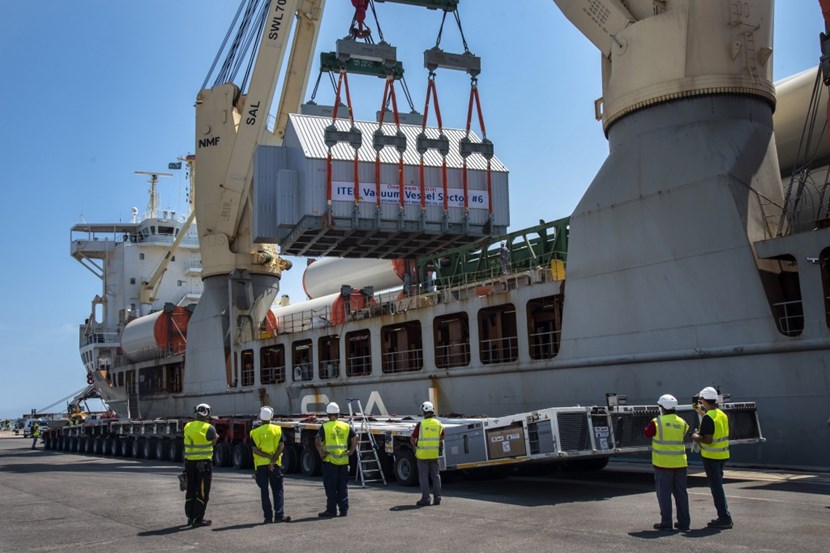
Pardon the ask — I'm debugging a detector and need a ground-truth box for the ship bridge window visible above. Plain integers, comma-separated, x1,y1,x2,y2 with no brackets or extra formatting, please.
158,226,175,236
318,335,340,380
760,255,804,337
292,339,313,382
478,304,518,364
240,349,254,387
345,330,371,377
434,313,470,368
381,322,423,374
527,295,563,360
261,344,286,384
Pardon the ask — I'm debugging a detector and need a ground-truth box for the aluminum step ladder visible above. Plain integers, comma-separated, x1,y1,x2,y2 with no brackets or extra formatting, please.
347,398,387,487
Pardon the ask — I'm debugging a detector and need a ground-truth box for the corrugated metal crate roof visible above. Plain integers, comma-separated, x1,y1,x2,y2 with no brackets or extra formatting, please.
287,113,508,172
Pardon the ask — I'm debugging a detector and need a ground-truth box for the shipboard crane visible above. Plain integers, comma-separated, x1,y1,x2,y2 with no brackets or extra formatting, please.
187,0,326,390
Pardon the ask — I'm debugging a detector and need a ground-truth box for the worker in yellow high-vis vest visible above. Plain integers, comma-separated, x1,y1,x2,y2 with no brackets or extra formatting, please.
183,403,218,527
251,406,290,524
411,401,445,507
644,394,690,531
692,386,733,529
315,402,357,517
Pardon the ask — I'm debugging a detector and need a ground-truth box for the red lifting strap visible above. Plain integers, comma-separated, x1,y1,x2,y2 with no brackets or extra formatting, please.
376,77,405,209
327,70,360,210
463,80,492,216
420,76,449,211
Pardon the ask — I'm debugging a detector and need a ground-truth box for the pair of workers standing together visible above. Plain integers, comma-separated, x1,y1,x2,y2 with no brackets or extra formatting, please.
181,398,445,526
645,386,733,532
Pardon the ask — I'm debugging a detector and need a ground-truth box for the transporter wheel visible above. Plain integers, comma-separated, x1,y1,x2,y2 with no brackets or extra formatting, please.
121,438,134,457
93,436,104,454
69,437,79,452
61,436,70,451
132,437,144,459
143,438,157,460
562,457,609,472
393,449,418,486
169,439,183,463
281,444,300,474
86,437,96,454
232,442,252,470
213,441,231,467
156,439,170,461
104,437,115,456
300,446,322,477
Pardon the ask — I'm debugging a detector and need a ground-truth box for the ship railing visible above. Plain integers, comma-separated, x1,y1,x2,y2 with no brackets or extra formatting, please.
319,360,340,380
261,365,286,385
529,329,561,359
346,354,372,377
479,336,519,364
79,331,120,347
772,299,805,337
381,347,424,373
435,342,471,368
292,363,313,382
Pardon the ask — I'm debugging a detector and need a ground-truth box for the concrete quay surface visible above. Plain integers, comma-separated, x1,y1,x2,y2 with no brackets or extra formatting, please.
0,433,828,553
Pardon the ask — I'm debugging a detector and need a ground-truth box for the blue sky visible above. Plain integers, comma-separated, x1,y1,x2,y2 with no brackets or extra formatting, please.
0,1,821,419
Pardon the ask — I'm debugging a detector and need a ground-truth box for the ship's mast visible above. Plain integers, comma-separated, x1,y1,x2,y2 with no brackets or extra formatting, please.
134,171,173,219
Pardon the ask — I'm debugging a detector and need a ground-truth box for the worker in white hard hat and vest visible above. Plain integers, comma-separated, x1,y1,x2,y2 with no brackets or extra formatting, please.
315,402,357,517
251,406,290,523
644,394,690,531
692,386,733,529
412,400,445,506
183,403,218,527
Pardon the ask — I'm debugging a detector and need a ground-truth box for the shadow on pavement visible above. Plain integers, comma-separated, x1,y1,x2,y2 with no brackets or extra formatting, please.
136,524,190,536
212,522,261,532
389,505,422,512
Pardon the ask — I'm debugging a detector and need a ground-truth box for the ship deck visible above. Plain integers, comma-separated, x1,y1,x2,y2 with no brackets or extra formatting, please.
1,433,827,553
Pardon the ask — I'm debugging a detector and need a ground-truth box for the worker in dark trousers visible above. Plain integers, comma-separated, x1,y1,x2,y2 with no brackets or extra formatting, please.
251,406,290,523
644,394,690,531
693,387,733,529
183,403,218,527
315,402,357,517
412,401,444,506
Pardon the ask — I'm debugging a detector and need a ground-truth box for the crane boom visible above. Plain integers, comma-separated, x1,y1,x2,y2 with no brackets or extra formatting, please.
195,0,325,280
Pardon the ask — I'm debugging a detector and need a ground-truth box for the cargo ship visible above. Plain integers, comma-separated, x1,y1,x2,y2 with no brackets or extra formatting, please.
72,1,830,469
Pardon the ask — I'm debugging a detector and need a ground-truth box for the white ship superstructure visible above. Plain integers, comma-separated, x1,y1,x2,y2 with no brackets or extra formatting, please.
71,208,202,410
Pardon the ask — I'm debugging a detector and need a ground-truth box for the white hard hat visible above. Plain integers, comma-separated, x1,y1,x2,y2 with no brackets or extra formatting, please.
194,403,211,416
420,401,435,414
259,406,274,421
326,402,340,415
699,387,718,401
657,394,678,409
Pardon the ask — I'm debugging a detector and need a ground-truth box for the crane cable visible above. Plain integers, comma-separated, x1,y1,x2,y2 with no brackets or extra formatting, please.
777,67,830,235
37,385,94,415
